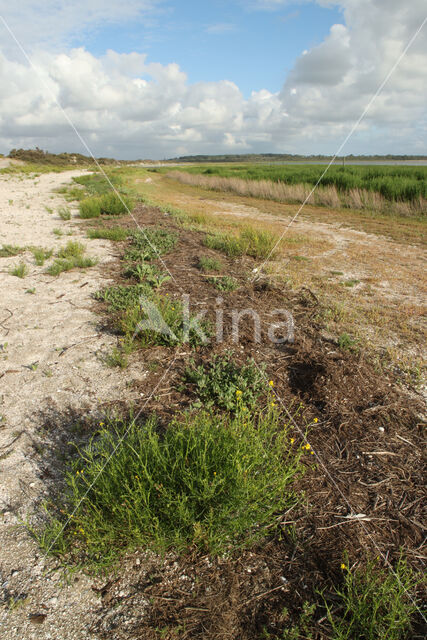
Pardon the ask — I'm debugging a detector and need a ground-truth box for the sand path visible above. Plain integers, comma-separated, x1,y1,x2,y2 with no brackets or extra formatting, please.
0,169,144,639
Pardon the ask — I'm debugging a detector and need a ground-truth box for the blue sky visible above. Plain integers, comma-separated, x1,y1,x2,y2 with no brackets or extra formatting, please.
81,1,342,98
0,1,426,158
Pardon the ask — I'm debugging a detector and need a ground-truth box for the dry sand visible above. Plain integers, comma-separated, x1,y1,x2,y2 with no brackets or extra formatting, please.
0,169,145,638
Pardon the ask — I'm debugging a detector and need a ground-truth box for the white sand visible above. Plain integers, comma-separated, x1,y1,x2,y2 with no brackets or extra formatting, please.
0,169,145,638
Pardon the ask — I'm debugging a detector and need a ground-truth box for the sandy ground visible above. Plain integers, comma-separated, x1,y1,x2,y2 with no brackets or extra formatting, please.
0,170,146,638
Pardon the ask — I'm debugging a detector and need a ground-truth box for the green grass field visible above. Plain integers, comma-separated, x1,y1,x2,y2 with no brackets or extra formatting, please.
165,163,427,203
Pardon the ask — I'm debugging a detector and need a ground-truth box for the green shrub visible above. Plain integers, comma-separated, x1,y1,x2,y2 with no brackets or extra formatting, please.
240,227,278,259
204,233,244,257
99,192,133,216
323,555,420,640
94,284,151,311
38,406,303,562
125,228,178,261
184,352,267,410
57,241,85,259
105,346,128,369
124,262,170,288
117,294,209,347
79,196,101,219
198,255,224,272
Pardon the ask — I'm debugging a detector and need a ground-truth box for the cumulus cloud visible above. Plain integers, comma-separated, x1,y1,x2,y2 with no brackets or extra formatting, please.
0,0,426,158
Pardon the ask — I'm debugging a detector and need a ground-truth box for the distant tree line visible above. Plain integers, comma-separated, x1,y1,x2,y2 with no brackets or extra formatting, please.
169,153,427,163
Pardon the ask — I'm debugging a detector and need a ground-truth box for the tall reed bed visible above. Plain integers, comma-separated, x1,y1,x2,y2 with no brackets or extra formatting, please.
166,169,426,216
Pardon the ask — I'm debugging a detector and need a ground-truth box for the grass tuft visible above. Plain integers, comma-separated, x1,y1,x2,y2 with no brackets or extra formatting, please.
204,226,278,259
46,241,96,275
79,193,134,219
9,262,28,278
0,244,25,258
57,241,85,259
58,205,71,220
46,256,97,276
31,247,53,266
87,227,130,242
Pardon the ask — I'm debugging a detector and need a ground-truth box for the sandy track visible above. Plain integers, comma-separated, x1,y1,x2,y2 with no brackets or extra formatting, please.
0,170,145,638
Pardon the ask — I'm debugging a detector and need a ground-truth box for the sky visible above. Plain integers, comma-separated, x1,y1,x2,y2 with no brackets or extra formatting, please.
0,0,426,159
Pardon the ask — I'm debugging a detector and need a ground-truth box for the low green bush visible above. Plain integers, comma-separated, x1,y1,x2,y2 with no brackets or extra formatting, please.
99,192,133,216
79,196,101,219
31,247,53,266
323,554,420,640
207,275,239,291
117,294,208,347
184,352,267,410
125,228,178,261
93,283,152,311
198,255,224,272
38,406,303,562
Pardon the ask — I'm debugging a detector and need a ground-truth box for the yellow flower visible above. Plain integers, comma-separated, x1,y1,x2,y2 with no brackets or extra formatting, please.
99,422,104,426
313,418,318,423
236,390,242,397
310,451,314,455
79,528,85,534
271,402,276,407
305,443,311,450
290,438,295,444
269,380,274,387
213,471,216,476
341,563,347,570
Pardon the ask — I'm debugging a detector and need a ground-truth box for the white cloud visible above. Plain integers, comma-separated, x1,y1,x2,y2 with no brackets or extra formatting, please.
205,23,236,35
0,1,163,54
0,1,426,158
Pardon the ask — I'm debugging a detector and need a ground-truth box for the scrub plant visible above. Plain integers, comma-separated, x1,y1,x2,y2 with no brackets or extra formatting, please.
37,404,304,564
184,352,267,411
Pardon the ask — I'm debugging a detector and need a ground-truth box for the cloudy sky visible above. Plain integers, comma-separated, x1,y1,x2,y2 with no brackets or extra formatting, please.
0,0,426,159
